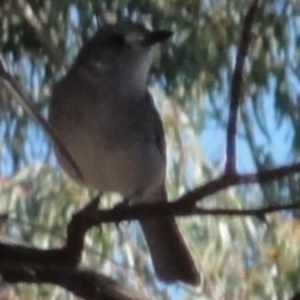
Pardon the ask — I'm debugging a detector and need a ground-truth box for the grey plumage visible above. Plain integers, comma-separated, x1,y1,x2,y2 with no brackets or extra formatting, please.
49,21,200,285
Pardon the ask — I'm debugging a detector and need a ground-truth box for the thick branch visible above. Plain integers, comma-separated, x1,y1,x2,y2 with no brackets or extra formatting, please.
0,263,148,300
0,198,100,266
0,198,148,300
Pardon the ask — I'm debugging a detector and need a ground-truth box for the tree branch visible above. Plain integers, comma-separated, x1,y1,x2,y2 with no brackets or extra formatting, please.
180,162,300,206
0,57,83,180
2,162,300,265
225,0,260,173
0,263,148,300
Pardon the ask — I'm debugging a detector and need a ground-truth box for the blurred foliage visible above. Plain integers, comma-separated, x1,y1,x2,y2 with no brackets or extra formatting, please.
1,0,300,299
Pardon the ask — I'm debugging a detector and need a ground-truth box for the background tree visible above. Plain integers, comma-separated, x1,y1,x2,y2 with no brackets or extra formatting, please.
1,0,300,299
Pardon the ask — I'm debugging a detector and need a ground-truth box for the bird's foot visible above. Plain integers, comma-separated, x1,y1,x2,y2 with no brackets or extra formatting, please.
112,197,133,230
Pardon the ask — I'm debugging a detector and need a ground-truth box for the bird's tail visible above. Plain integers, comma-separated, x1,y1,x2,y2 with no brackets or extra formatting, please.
139,189,200,285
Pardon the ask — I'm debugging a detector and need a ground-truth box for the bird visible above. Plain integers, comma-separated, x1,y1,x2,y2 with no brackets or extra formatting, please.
48,21,200,285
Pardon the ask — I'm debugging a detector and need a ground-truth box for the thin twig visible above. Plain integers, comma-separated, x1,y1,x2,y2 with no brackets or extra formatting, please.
0,57,83,180
225,0,260,173
180,162,300,206
77,196,300,225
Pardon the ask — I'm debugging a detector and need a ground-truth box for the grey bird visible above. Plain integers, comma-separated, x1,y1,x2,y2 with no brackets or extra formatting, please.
49,21,200,285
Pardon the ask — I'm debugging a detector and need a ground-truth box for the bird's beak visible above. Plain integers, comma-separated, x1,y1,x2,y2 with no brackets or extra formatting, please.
142,30,173,46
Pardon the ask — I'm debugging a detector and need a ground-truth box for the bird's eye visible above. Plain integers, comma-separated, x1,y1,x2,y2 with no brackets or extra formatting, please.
110,34,126,47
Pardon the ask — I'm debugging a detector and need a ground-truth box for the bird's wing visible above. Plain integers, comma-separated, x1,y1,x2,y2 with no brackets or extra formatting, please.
145,91,166,162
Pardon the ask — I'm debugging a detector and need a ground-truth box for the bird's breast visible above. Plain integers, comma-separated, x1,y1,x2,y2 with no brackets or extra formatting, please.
49,79,164,197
